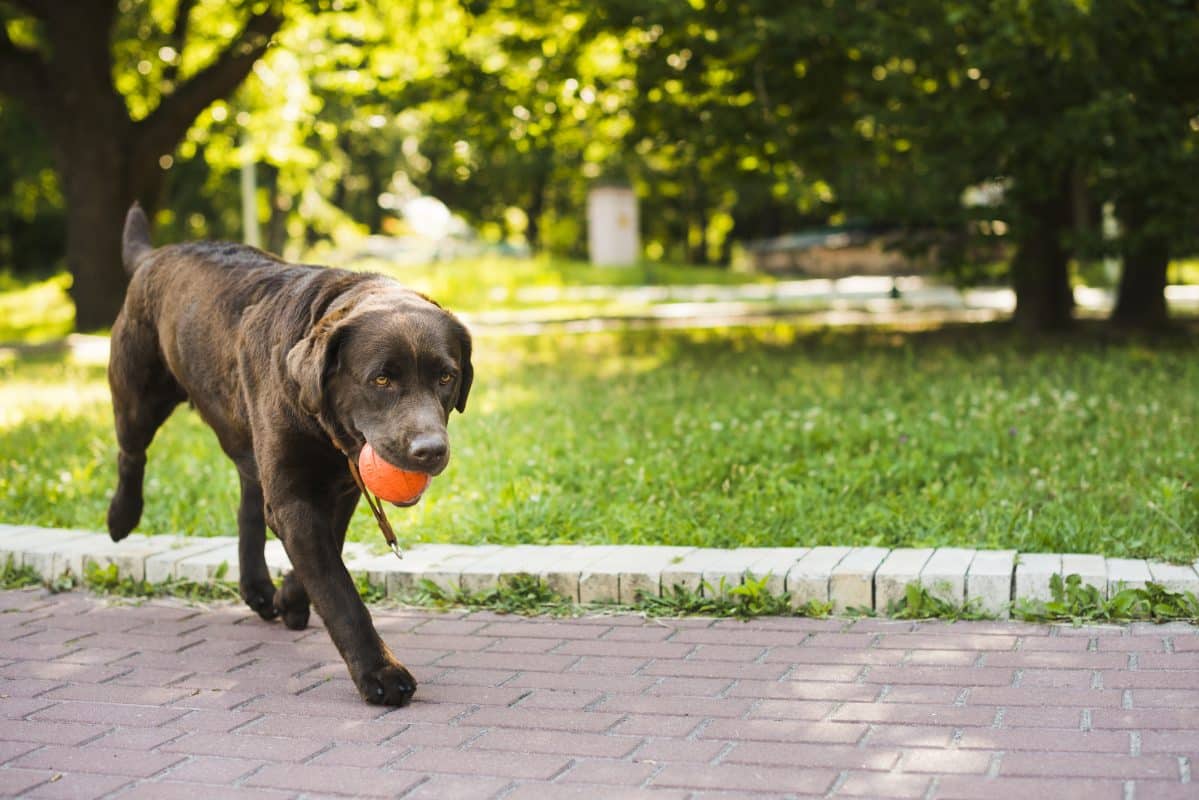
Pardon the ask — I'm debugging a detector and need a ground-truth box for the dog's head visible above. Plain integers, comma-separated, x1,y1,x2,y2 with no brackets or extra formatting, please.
285,284,472,482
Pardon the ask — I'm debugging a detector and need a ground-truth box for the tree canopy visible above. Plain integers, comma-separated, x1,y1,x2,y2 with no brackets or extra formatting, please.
0,0,1196,330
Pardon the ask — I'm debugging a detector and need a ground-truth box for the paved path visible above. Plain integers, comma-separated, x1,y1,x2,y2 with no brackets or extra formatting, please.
1,588,1196,799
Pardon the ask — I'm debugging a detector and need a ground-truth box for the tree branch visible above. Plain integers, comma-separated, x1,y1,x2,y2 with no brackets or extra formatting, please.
0,20,53,126
4,0,52,21
134,7,283,162
162,0,198,86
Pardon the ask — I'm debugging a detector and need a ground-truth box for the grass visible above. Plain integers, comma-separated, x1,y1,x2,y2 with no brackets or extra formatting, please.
0,257,767,344
346,254,771,313
0,272,74,343
3,253,1196,343
1,320,1197,561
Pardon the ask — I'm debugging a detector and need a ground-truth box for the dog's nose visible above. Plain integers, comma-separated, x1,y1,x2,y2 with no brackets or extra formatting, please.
408,433,448,468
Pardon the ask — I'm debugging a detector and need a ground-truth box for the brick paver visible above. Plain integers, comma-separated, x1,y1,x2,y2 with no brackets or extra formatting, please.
0,588,1197,798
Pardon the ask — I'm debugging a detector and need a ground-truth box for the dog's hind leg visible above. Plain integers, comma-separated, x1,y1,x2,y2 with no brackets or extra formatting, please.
236,471,279,621
107,316,185,542
272,487,360,631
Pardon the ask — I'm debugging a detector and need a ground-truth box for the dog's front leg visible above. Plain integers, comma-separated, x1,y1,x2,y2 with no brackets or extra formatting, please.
265,493,416,706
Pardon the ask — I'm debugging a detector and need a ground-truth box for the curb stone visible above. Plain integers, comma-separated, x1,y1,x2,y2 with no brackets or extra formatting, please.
2,523,1198,615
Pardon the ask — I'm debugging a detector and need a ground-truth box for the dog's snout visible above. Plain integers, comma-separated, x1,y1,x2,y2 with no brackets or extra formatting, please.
408,433,448,468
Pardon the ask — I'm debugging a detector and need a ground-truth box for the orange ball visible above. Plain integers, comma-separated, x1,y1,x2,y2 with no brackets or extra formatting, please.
358,442,430,505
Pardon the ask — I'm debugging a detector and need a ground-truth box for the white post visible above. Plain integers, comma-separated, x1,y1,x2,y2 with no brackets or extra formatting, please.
240,133,261,248
587,185,640,266
1102,201,1120,285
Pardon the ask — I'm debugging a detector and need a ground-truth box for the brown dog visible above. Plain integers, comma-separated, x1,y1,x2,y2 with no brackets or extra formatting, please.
106,204,472,705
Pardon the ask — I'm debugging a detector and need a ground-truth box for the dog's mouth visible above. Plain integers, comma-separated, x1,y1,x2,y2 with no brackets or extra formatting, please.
350,435,433,508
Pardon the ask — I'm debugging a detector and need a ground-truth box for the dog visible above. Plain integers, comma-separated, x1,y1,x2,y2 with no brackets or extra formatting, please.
106,204,472,705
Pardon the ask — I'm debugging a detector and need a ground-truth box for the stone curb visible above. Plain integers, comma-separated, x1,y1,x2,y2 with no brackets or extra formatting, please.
3,523,1198,617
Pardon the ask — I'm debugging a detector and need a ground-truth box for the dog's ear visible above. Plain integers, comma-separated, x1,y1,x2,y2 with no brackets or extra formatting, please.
286,317,349,417
452,316,473,414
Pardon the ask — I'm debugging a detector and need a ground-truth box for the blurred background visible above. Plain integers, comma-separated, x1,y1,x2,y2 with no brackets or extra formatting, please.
1,0,1196,334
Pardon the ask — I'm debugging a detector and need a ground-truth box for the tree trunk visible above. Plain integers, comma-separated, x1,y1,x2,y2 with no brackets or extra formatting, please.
0,0,280,330
62,153,132,331
1010,177,1074,332
54,102,166,330
524,172,545,250
1112,229,1170,328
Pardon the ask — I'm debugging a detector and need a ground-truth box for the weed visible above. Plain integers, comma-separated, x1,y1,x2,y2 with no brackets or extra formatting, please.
1014,573,1199,624
0,556,42,589
46,571,78,594
406,573,831,620
887,582,992,621
9,557,1199,628
411,573,574,616
638,575,832,620
355,573,387,604
82,562,241,603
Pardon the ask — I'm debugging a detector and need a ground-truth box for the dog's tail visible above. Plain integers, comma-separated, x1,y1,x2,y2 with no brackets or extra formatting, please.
122,203,153,274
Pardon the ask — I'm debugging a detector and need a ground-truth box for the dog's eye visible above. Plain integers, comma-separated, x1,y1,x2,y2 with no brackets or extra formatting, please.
438,371,454,386
372,375,391,387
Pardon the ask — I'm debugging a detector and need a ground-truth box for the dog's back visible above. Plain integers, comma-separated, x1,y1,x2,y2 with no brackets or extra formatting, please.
112,207,370,462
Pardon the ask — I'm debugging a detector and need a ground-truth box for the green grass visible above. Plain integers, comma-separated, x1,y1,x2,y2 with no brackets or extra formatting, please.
1,322,1197,561
349,254,770,313
1171,258,1199,286
2,252,1195,342
0,273,74,343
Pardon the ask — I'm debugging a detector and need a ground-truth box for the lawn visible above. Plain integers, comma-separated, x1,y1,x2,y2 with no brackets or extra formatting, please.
0,255,771,342
2,322,1196,562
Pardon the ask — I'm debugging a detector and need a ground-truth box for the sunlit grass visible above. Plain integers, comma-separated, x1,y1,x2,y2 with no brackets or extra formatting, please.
1,323,1196,562
0,258,768,344
1172,259,1199,285
3,253,1192,342
0,273,74,343
327,253,770,311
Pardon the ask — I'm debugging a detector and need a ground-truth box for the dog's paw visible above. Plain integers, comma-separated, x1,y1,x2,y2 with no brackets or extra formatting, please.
358,662,417,706
273,572,310,630
240,578,278,621
280,604,309,630
106,489,142,542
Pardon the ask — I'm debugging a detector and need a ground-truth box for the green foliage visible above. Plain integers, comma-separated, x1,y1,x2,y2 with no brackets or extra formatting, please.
0,556,42,589
3,320,1199,560
82,561,241,602
1014,573,1199,624
2,0,1197,315
0,273,74,342
355,572,386,604
412,574,573,616
887,582,991,621
638,575,832,621
0,100,65,278
407,572,830,620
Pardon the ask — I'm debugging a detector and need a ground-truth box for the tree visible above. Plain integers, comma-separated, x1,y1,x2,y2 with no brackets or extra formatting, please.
0,0,284,330
1096,0,1199,328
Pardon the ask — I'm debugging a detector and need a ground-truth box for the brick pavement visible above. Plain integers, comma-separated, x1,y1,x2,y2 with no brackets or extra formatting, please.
0,587,1196,799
